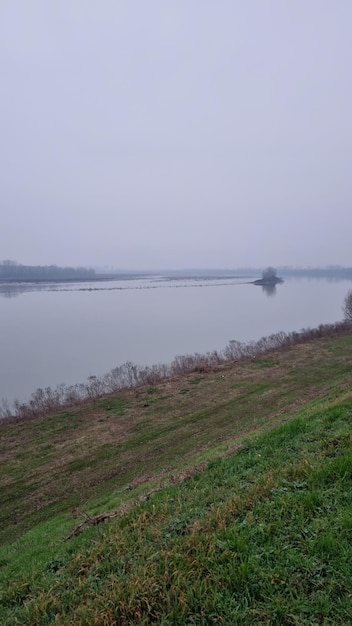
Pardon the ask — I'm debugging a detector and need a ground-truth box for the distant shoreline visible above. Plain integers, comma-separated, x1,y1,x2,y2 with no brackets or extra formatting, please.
1,266,352,286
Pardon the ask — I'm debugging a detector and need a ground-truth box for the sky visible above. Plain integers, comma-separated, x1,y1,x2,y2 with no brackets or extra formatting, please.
1,1,352,269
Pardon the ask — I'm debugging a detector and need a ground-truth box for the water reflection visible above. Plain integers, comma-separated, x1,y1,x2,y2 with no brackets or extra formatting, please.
0,286,22,298
0,284,50,298
261,283,277,297
252,282,280,297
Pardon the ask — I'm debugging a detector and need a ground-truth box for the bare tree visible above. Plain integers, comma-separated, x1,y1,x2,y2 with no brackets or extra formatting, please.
342,289,352,321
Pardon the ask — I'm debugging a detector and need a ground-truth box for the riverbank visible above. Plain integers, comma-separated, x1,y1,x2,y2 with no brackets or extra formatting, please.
1,326,352,623
1,321,349,421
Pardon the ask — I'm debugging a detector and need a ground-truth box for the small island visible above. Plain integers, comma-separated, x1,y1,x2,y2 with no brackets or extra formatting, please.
253,266,284,286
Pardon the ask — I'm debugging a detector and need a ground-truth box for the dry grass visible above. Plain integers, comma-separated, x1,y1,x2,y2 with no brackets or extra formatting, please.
1,329,352,545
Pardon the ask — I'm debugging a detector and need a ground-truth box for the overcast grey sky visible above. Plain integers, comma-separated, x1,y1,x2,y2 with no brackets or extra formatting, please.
1,1,352,269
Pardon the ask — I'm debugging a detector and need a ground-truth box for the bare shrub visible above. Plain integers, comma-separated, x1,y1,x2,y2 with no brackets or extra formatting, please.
84,376,106,398
63,385,84,405
1,320,351,424
343,290,352,321
122,361,141,387
103,366,125,393
222,340,240,361
0,398,12,419
171,354,197,376
140,363,170,386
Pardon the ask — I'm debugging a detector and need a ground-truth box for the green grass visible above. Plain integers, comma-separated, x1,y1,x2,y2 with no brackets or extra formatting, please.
1,331,352,623
250,356,280,368
1,391,352,624
96,397,130,414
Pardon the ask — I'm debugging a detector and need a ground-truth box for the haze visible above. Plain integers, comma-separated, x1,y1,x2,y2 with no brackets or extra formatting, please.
1,1,352,269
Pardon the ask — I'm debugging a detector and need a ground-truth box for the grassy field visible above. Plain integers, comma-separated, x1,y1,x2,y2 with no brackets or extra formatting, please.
1,330,352,624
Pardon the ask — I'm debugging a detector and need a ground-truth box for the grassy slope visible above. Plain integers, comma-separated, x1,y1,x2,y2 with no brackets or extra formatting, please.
1,331,352,624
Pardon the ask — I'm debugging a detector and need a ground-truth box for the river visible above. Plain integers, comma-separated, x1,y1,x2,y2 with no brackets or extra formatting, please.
0,274,350,406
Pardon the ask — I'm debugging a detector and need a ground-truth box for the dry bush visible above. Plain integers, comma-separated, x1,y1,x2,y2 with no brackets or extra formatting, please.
1,320,350,423
343,290,352,321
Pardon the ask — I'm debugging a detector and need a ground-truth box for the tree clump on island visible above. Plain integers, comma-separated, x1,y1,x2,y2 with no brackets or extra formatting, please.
253,267,283,286
262,267,278,282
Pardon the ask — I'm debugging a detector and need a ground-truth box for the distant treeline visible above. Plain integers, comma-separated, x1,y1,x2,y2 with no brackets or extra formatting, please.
278,266,352,280
233,266,352,280
0,260,96,281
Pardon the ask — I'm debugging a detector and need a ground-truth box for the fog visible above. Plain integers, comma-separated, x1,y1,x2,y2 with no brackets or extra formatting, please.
1,1,352,269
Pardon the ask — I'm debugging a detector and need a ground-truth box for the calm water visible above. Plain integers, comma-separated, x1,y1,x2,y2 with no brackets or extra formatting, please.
0,276,351,405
